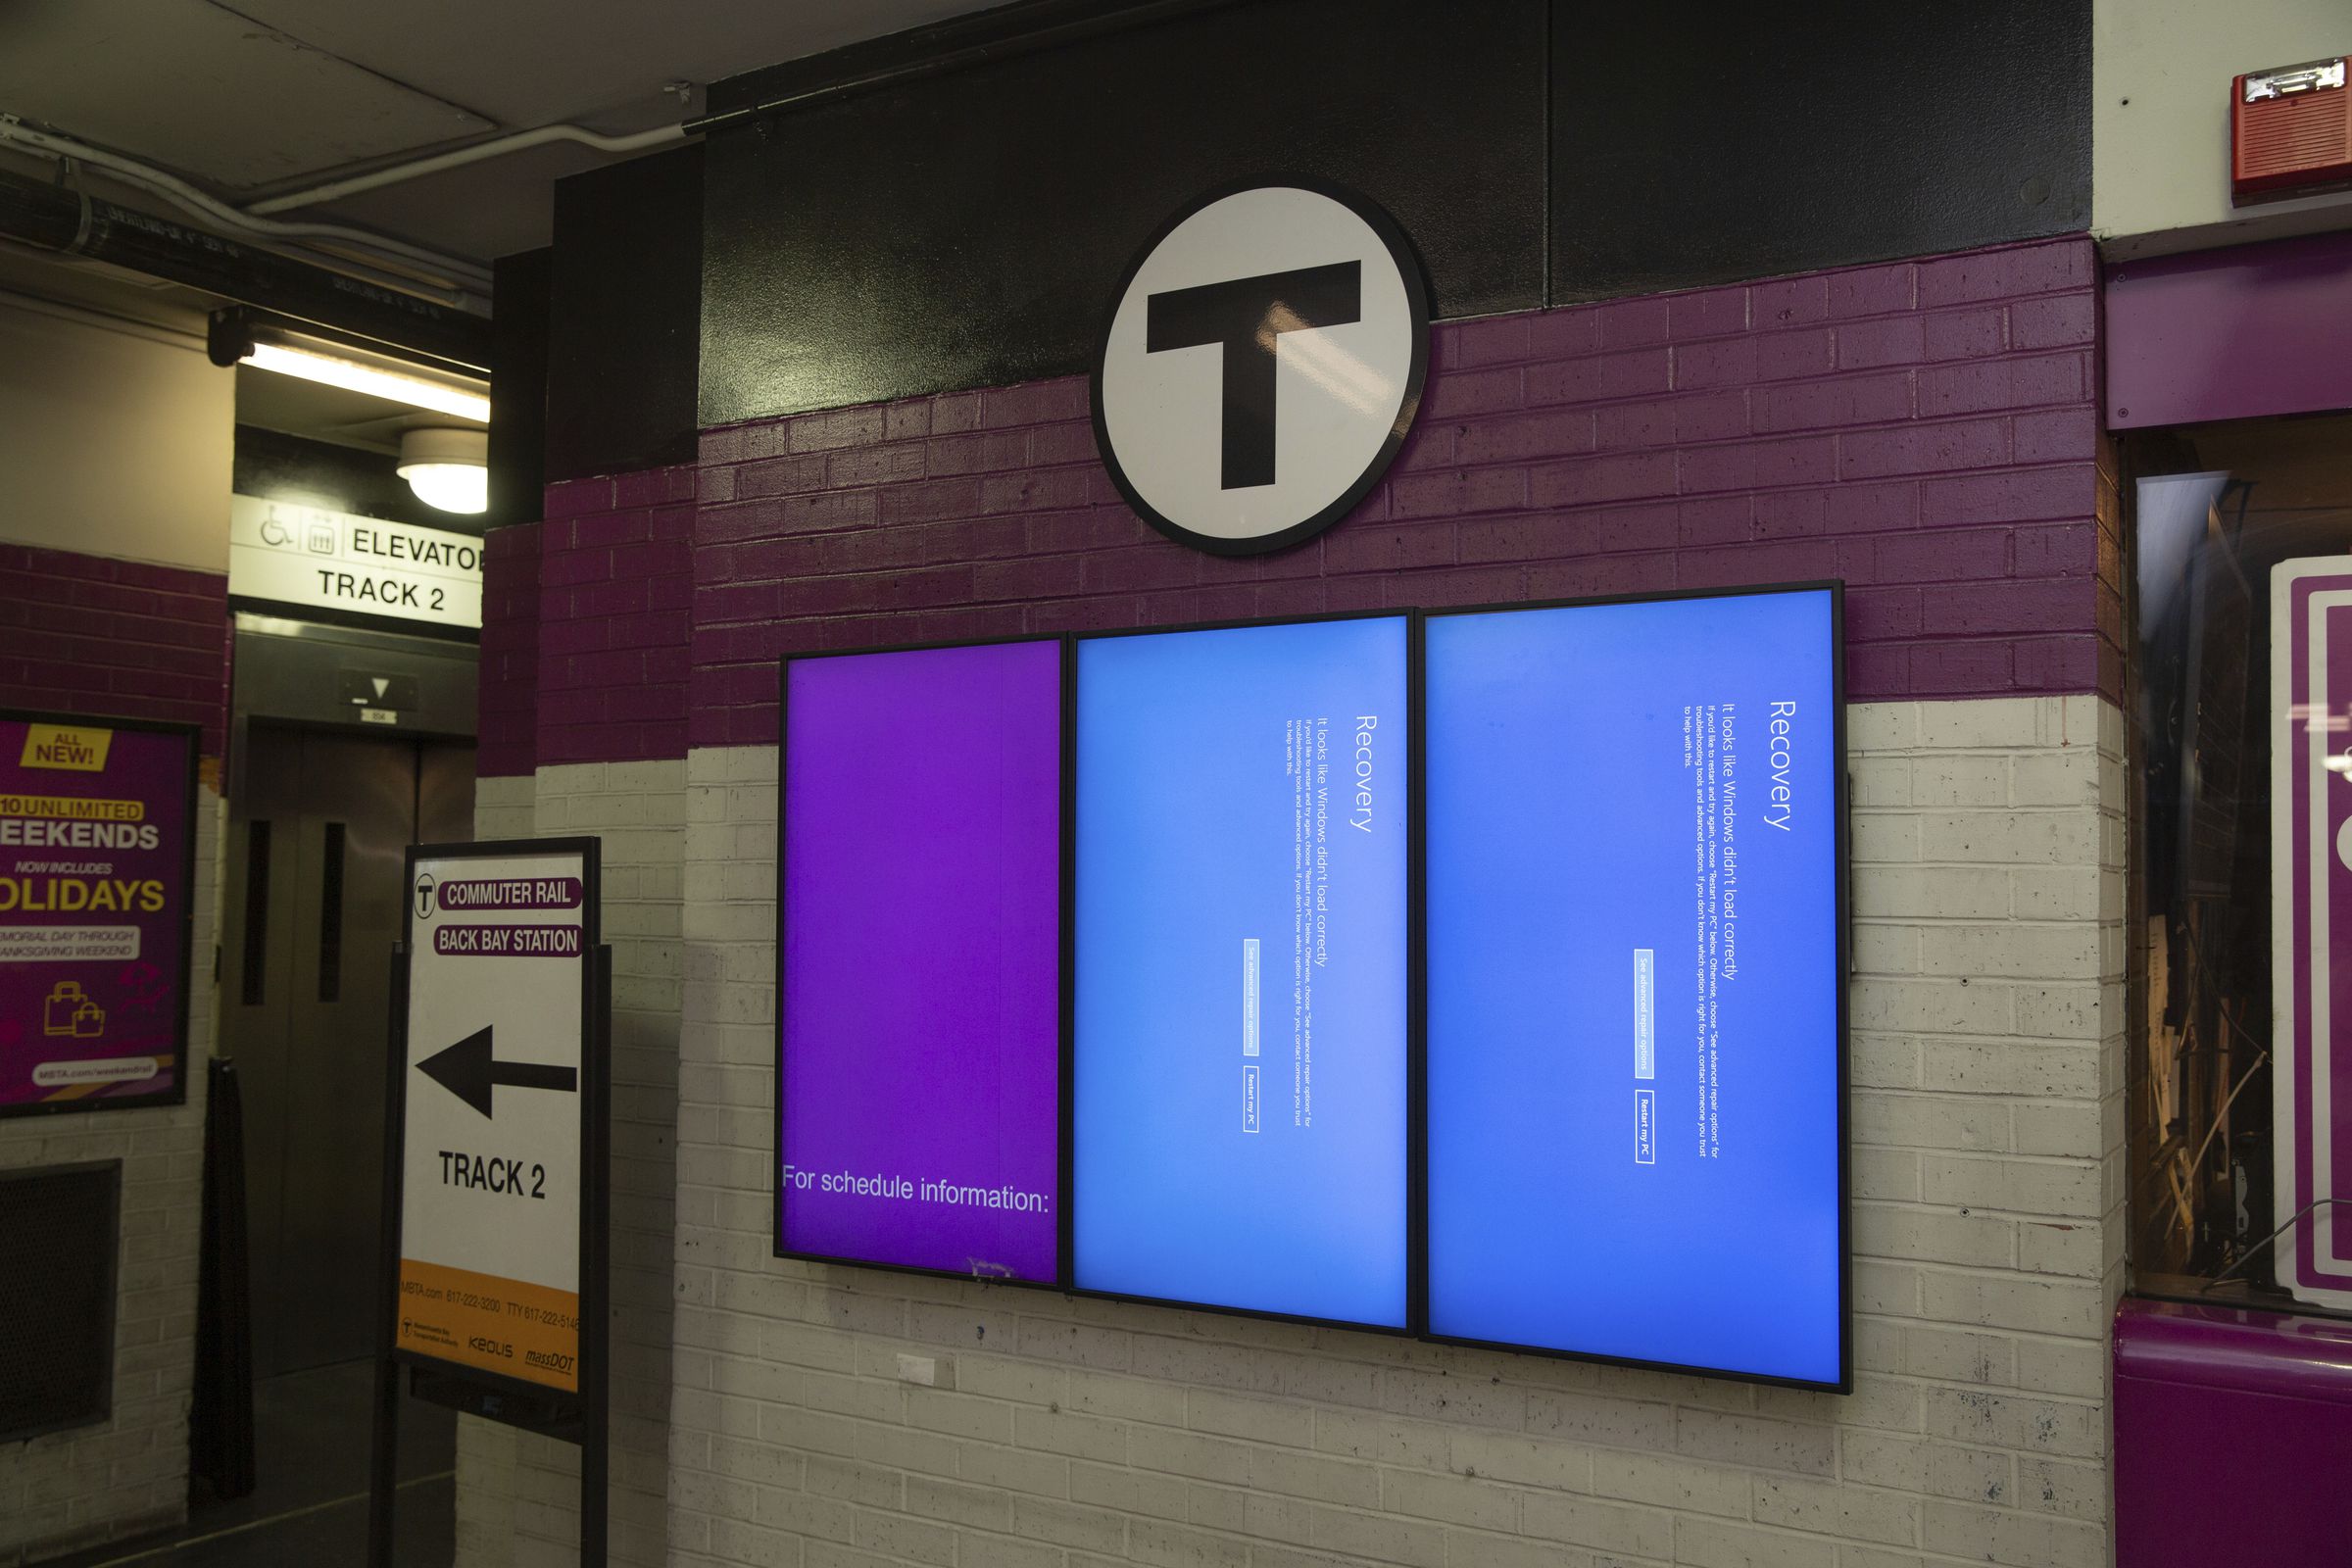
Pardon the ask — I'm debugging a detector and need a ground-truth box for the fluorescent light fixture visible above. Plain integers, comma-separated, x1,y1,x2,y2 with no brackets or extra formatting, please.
398,427,489,514
244,340,490,423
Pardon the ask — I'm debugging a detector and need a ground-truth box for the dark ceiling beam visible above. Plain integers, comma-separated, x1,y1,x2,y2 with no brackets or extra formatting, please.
0,166,492,368
693,0,1248,132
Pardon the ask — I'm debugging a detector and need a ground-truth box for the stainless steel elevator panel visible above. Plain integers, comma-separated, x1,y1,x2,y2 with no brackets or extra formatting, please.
223,727,476,1376
222,738,299,1378
416,743,476,848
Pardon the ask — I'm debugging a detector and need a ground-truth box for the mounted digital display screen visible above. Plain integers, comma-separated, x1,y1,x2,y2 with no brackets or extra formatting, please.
1072,616,1411,1328
778,640,1062,1282
1423,588,1845,1386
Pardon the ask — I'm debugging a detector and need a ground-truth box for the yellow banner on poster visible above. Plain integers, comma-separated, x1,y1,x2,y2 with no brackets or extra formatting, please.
395,1258,579,1392
0,793,144,821
19,724,113,772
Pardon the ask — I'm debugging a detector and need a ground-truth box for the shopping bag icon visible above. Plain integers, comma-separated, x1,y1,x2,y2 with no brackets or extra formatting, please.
44,981,105,1039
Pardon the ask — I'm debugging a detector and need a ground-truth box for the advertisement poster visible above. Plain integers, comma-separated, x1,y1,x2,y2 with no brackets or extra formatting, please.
1423,588,1844,1386
2271,559,2352,1312
778,641,1062,1281
1072,616,1410,1328
395,843,594,1393
0,711,196,1116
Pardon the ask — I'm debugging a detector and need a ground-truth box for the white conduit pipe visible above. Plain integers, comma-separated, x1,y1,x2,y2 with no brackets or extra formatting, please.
0,118,493,296
245,122,688,215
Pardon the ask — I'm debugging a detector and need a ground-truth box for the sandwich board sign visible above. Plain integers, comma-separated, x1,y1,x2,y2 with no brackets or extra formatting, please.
370,836,608,1567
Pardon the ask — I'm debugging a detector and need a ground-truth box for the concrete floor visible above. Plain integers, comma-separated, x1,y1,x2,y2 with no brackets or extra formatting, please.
39,1360,456,1568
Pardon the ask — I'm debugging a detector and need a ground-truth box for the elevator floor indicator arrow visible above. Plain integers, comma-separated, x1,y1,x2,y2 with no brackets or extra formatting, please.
417,1025,576,1118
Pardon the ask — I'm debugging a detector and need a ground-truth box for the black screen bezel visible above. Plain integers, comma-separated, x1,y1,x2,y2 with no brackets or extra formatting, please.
768,583,1850,1392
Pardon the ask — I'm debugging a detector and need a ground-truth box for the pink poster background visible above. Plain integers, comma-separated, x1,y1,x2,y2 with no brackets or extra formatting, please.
0,713,195,1113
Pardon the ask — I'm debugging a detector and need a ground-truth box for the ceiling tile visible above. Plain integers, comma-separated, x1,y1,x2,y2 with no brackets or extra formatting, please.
0,0,495,187
0,0,1007,282
223,0,994,134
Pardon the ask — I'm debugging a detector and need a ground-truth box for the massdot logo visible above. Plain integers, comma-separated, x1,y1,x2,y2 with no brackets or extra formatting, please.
1092,176,1430,557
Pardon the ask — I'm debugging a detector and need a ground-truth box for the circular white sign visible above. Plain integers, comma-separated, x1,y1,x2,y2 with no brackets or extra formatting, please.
1092,178,1429,557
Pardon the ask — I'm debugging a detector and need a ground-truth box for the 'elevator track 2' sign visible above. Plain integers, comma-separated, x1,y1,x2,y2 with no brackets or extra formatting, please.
1091,176,1430,558
393,839,601,1394
230,494,483,631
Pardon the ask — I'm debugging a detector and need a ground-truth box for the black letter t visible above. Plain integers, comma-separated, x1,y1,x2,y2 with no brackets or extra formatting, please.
1145,262,1362,490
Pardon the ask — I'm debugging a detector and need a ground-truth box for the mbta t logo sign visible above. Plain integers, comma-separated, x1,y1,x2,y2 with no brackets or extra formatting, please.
1092,178,1429,556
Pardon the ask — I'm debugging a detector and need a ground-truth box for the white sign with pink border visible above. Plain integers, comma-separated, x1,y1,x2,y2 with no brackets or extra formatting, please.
2272,557,2352,1310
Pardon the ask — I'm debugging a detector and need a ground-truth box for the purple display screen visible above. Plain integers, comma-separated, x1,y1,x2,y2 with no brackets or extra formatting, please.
779,640,1062,1281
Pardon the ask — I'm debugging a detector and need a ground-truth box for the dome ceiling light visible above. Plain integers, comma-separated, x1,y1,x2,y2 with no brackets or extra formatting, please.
398,427,490,515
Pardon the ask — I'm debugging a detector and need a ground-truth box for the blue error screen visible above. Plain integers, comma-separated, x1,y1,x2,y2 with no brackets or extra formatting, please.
1424,589,1843,1385
1073,616,1410,1329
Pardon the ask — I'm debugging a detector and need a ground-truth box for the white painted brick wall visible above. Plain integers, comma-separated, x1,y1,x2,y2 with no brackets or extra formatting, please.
643,692,2127,1568
0,785,222,1565
475,773,539,842
456,762,684,1568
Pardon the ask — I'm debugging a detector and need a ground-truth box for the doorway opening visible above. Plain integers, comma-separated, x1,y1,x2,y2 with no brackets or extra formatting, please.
187,614,479,1566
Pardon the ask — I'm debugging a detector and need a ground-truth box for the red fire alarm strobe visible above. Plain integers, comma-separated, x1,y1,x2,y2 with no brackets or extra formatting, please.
2232,56,2351,203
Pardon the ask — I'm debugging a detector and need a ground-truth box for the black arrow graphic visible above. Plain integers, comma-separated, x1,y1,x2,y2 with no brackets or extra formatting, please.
416,1025,576,1119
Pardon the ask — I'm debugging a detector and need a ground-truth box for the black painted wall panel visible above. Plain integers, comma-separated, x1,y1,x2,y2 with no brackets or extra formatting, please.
698,0,1547,428
548,146,704,481
676,0,2094,430
1548,0,2091,301
232,426,449,531
488,247,550,527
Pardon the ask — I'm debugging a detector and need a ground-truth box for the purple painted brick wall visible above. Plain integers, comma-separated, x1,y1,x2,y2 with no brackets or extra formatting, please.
0,543,230,757
489,236,2118,763
523,468,697,769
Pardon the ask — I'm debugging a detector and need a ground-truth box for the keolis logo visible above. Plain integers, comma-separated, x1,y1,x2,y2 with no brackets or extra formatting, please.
1092,177,1430,556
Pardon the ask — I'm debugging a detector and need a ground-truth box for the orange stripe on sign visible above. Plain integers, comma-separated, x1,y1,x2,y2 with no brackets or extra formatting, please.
395,1258,579,1392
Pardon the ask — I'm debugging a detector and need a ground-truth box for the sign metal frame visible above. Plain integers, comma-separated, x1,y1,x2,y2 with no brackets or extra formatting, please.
0,707,199,1120
368,835,610,1568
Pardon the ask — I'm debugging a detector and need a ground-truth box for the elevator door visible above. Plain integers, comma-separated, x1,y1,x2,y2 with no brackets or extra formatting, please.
223,727,474,1376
